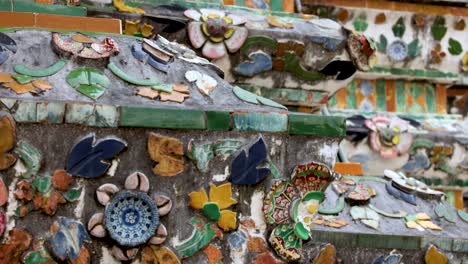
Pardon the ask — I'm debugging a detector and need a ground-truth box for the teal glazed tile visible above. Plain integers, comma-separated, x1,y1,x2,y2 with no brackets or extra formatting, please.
452,239,468,253
120,106,206,129
0,98,16,109
232,112,287,132
206,111,230,131
92,104,118,127
357,233,420,250
309,230,358,248
421,236,453,251
37,102,66,124
65,103,94,124
288,113,345,137
13,101,37,122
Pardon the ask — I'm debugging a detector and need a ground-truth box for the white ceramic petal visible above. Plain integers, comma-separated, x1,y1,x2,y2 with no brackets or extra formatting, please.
224,27,248,53
187,22,207,49
184,9,201,21
87,213,104,231
112,246,139,261
202,41,227,59
185,70,202,82
124,171,150,192
200,8,225,18
228,14,247,25
149,223,167,245
153,193,173,216
96,184,119,206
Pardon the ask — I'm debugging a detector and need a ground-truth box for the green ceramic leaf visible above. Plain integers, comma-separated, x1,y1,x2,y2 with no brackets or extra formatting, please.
283,52,325,82
23,241,57,264
267,158,281,179
188,141,214,173
318,196,345,215
369,204,407,218
14,140,42,178
202,202,221,220
392,17,406,38
14,60,66,77
151,83,173,93
377,34,387,52
435,203,457,223
77,84,105,100
175,217,218,258
63,188,82,202
12,74,37,84
233,86,287,110
108,62,159,86
431,17,447,41
213,139,243,157
409,138,435,153
353,13,368,32
32,176,51,195
407,39,421,58
448,38,463,55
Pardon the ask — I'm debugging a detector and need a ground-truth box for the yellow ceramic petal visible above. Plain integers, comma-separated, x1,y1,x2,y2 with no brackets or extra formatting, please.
188,188,209,210
141,23,154,38
223,16,233,24
124,20,140,36
369,54,377,68
224,27,235,39
307,204,317,214
217,210,237,231
114,0,145,14
463,52,468,71
209,36,224,43
202,23,211,37
207,14,221,19
209,183,237,209
416,213,431,221
392,135,400,145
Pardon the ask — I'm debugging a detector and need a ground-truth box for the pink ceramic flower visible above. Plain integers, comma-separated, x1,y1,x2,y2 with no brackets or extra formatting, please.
364,114,413,158
184,9,248,59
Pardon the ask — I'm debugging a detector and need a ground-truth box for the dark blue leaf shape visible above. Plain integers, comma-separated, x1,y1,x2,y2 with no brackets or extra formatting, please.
49,217,90,261
230,137,270,185
0,33,17,53
385,182,417,205
66,133,127,178
373,252,402,264
402,152,431,173
131,42,169,73
0,46,8,65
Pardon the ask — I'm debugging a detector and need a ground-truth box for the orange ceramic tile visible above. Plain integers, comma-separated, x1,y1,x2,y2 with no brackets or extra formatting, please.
333,162,363,176
35,0,54,3
223,0,234,5
416,84,427,112
454,190,464,210
297,106,313,113
35,13,121,34
283,0,295,13
355,79,364,109
0,12,35,27
386,80,396,112
436,84,447,114
335,88,347,109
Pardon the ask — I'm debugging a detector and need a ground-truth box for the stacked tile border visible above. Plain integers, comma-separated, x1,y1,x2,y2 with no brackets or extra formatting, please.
310,230,468,253
0,98,346,136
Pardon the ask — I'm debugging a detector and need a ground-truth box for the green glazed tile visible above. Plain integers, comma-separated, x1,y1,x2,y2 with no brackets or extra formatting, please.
175,217,218,258
288,114,345,137
309,230,357,248
347,79,357,109
395,80,406,112
120,106,206,129
65,103,95,124
76,84,105,100
357,234,420,250
233,112,287,132
13,101,37,122
7,1,87,16
206,111,230,131
36,102,65,123
0,98,16,109
408,39,420,58
92,104,118,127
189,141,214,173
425,83,436,113
67,68,110,100
376,79,386,111
421,236,453,251
448,38,463,55
452,239,468,252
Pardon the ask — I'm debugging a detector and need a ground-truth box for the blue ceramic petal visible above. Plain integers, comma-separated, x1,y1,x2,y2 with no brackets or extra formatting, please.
49,217,90,261
0,32,17,53
234,51,272,77
66,133,127,178
0,46,8,65
385,182,417,205
230,136,270,185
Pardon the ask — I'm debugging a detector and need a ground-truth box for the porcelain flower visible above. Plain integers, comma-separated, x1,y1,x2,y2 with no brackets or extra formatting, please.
184,9,248,59
365,114,413,158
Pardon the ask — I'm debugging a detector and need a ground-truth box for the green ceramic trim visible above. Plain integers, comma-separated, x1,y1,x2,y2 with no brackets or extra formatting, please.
395,80,406,112
233,112,287,132
289,114,345,137
294,222,309,240
318,196,345,215
370,66,458,79
0,27,141,39
267,158,281,179
240,36,277,57
206,111,230,131
368,204,407,218
376,79,386,111
303,191,324,202
14,60,67,77
347,79,357,109
425,83,436,113
12,74,37,84
233,86,287,110
0,0,87,16
108,63,160,86
120,106,206,129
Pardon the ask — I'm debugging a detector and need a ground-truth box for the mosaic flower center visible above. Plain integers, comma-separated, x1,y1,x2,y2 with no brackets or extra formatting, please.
105,190,159,247
201,15,234,41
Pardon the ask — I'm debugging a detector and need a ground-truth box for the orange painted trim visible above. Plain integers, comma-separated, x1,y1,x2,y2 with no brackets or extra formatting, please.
386,80,396,112
302,0,468,17
355,79,364,109
454,190,464,210
333,162,363,176
336,88,347,109
283,0,295,13
0,12,121,34
436,84,447,114
417,83,427,112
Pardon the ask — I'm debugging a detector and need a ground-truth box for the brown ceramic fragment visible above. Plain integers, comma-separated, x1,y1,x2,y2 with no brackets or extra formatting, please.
413,14,426,28
3,81,37,94
0,73,13,83
173,83,190,94
0,229,32,263
33,190,66,215
375,13,386,24
455,19,465,30
159,91,189,103
137,88,159,99
203,244,223,264
15,180,33,201
313,243,336,264
141,245,180,264
32,79,53,91
247,237,269,253
70,246,90,264
336,9,349,23
0,112,16,170
252,252,283,264
0,178,7,206
147,133,184,177
425,245,448,264
52,169,73,191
